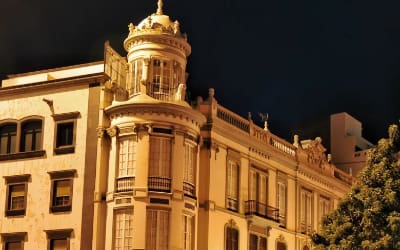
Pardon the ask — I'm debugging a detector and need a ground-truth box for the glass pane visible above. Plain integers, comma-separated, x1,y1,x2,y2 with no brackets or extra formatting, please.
57,123,73,147
0,136,7,154
249,234,258,250
6,242,21,250
51,239,68,250
10,134,16,153
56,180,71,196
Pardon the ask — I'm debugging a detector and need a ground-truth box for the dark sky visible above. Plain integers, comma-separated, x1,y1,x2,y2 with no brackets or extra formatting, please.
1,0,400,145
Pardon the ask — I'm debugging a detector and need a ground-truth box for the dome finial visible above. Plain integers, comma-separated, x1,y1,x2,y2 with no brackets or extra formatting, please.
157,0,163,15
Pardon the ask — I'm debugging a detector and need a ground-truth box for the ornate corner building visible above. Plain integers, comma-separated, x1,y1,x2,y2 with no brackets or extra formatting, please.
0,1,355,249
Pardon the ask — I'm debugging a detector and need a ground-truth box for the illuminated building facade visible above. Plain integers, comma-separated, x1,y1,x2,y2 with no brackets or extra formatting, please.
0,1,354,249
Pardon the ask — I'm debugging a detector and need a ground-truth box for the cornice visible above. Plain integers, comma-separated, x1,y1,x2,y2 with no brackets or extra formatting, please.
124,33,191,57
105,100,206,130
0,73,106,98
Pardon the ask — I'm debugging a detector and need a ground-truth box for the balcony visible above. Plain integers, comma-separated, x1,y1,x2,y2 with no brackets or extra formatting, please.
300,222,312,234
148,176,171,193
183,181,196,198
226,197,239,212
116,176,135,193
146,83,179,102
244,200,279,222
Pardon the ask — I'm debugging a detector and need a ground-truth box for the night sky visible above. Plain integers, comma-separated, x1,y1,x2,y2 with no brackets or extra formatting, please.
1,0,400,146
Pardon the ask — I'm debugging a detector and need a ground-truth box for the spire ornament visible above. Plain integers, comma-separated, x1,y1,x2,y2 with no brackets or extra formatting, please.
157,0,163,15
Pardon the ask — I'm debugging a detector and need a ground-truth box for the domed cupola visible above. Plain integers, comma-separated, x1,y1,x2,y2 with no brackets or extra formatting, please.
123,0,191,102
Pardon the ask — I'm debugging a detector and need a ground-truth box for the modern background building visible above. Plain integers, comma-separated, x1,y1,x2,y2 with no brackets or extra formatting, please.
0,1,355,249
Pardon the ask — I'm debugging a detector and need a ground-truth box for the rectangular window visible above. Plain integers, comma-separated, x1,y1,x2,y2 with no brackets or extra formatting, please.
226,160,239,211
130,59,143,95
56,122,73,148
1,232,26,250
319,196,331,224
259,237,267,250
148,137,172,192
0,124,17,155
277,181,286,226
118,138,137,177
113,208,134,250
225,227,238,250
45,229,72,250
183,142,196,197
5,175,29,217
48,170,75,213
300,189,313,234
249,233,258,250
50,239,68,250
183,215,193,250
146,209,169,250
53,112,79,155
249,233,267,250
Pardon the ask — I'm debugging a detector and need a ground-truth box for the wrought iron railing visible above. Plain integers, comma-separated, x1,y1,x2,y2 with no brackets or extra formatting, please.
146,82,179,102
244,200,279,222
226,197,239,211
183,181,196,198
148,176,171,193
116,176,135,192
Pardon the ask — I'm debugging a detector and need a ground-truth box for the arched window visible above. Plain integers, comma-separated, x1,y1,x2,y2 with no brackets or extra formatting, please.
225,225,239,250
20,120,42,152
303,246,310,250
0,123,17,154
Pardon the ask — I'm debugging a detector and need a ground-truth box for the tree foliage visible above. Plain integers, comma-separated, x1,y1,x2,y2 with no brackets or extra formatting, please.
312,124,400,249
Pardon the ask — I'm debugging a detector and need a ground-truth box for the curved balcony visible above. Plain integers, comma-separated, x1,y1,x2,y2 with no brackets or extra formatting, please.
116,176,135,193
244,200,279,222
148,176,171,193
146,82,180,102
183,181,196,198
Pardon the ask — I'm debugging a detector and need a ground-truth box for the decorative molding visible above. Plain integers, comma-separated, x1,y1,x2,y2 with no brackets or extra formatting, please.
52,111,80,121
106,126,118,137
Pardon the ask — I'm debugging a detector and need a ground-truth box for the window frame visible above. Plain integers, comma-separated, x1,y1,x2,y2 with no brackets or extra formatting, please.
0,123,17,155
183,138,197,198
113,207,134,250
4,174,30,217
48,170,76,213
225,222,239,250
226,149,240,212
145,208,170,250
19,119,42,153
0,117,46,161
52,112,80,155
182,214,194,250
44,229,73,250
300,188,313,234
1,232,26,250
276,175,287,227
249,232,267,250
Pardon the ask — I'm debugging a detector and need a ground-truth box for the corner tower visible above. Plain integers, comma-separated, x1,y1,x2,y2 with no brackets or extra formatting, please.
97,1,205,250
123,0,191,102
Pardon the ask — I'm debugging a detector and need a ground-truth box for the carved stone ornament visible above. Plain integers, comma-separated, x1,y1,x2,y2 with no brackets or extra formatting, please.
106,127,118,137
96,127,106,138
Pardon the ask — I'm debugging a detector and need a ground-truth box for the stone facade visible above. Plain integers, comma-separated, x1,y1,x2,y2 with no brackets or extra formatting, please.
0,1,354,249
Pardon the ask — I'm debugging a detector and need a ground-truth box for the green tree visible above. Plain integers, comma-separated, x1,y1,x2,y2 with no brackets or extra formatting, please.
312,124,400,250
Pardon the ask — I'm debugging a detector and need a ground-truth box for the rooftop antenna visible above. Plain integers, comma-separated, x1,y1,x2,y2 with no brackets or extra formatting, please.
157,0,163,15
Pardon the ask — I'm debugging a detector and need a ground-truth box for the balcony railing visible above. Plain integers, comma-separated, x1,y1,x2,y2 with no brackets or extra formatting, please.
148,176,171,193
226,197,239,212
116,176,135,193
146,83,179,102
244,200,279,222
183,181,196,198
